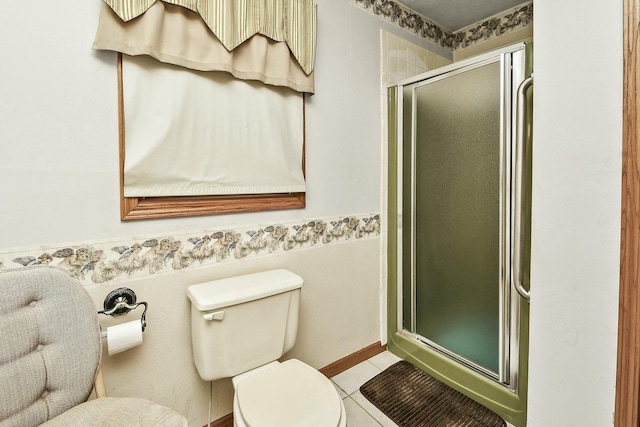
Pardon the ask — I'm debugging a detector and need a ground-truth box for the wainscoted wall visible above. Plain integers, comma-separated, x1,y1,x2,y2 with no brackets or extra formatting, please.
88,237,381,427
0,211,380,427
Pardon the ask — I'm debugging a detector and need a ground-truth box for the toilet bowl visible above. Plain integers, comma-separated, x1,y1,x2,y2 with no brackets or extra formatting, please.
232,360,346,427
187,269,347,427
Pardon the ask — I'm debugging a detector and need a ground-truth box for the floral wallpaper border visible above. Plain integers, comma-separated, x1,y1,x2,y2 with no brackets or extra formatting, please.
353,0,533,51
0,214,380,287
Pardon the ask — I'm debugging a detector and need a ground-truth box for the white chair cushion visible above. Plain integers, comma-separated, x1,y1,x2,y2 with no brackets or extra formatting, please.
41,397,188,427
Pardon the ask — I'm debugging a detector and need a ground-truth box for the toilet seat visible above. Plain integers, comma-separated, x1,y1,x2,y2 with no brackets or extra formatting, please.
233,359,344,427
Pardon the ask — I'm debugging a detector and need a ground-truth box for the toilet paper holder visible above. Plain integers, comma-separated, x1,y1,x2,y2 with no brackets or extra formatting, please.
98,287,148,334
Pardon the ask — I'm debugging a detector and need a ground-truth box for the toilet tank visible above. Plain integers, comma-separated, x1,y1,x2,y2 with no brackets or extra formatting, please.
187,269,303,381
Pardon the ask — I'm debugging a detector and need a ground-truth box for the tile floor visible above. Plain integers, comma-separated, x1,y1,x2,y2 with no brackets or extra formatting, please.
329,351,402,426
329,351,516,427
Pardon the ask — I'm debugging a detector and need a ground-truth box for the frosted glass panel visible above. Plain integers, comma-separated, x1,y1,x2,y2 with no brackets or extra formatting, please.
411,62,502,374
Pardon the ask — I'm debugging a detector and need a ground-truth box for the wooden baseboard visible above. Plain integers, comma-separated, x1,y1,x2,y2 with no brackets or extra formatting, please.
207,413,233,427
319,341,386,378
206,341,386,427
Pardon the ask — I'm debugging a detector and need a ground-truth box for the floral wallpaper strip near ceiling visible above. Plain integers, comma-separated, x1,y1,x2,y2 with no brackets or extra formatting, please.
353,0,533,51
0,213,380,287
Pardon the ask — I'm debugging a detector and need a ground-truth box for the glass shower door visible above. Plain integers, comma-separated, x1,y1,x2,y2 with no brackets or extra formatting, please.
391,44,531,422
400,50,525,384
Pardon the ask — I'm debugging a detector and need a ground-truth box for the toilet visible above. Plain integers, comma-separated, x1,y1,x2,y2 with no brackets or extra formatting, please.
187,269,347,427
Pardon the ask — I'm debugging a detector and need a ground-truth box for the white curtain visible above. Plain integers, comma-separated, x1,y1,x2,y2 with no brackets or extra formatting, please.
122,55,306,197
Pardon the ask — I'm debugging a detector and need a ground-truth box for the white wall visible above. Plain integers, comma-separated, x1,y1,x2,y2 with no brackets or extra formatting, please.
528,1,622,425
0,0,404,250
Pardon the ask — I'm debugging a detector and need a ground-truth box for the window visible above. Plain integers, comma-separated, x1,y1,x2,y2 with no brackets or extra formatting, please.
117,54,306,220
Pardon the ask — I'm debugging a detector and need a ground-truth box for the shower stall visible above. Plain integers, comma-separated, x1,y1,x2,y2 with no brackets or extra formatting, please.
387,43,532,427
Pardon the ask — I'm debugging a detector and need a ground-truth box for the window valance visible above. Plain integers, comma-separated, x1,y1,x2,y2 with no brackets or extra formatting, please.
101,0,316,75
94,1,314,92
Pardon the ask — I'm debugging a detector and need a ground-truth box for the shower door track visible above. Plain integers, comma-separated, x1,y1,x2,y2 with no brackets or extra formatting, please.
406,330,500,381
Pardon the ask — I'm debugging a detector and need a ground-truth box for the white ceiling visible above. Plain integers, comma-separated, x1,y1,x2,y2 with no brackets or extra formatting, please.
396,0,526,31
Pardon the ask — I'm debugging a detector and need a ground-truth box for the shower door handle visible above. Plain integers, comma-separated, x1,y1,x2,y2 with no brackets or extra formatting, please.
513,74,533,302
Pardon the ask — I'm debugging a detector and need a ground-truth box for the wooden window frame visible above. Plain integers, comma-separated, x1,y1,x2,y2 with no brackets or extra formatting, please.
117,53,306,221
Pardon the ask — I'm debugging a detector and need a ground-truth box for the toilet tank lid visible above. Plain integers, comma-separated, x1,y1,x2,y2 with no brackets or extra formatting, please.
187,269,303,311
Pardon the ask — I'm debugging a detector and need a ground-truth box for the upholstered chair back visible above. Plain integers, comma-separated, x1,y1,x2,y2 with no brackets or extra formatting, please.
0,267,102,426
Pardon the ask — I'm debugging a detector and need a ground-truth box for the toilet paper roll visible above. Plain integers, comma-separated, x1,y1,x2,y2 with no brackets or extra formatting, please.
106,320,143,356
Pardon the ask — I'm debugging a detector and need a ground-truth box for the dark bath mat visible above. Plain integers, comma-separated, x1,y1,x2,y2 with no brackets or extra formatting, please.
360,361,506,427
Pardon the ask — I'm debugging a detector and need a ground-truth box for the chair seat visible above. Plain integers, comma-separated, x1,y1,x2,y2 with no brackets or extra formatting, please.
41,397,187,427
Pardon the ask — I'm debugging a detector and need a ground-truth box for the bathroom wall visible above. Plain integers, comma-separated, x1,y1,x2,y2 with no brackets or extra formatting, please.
529,0,622,425
2,0,623,426
89,238,381,425
0,0,446,426
0,0,400,250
